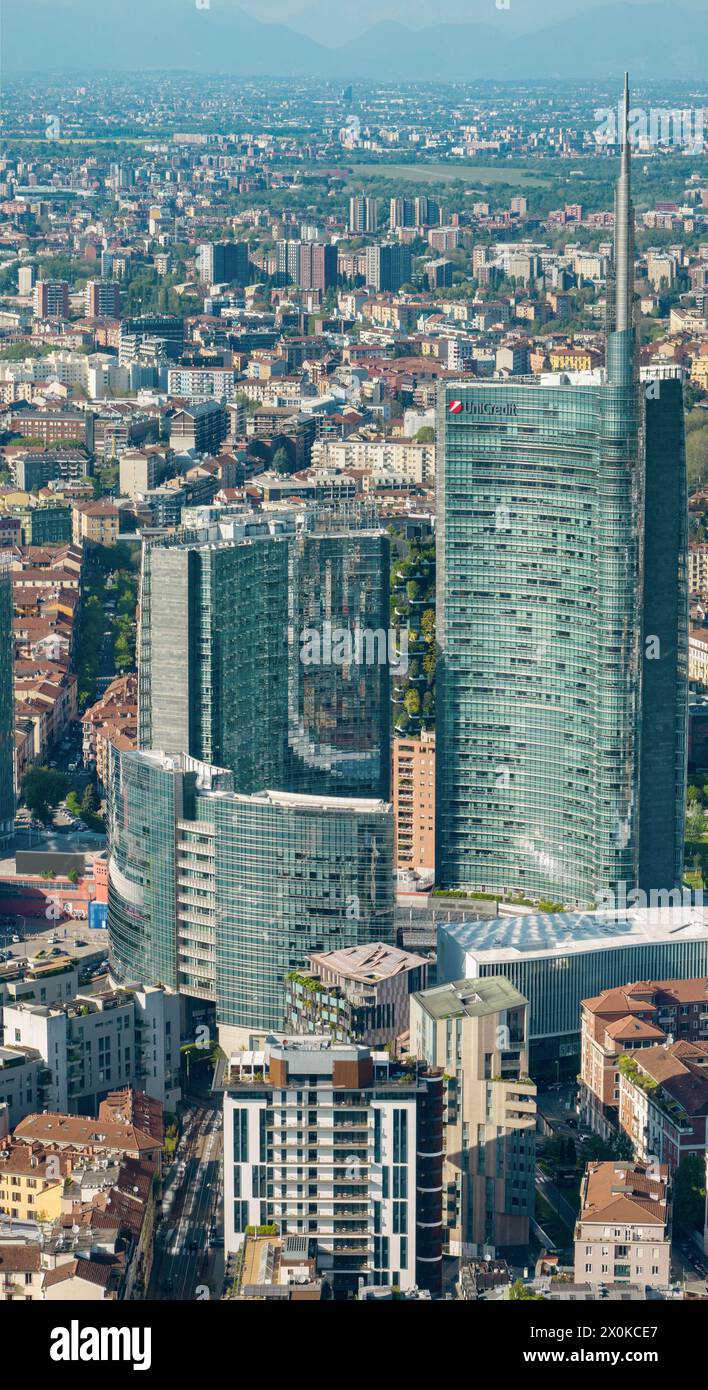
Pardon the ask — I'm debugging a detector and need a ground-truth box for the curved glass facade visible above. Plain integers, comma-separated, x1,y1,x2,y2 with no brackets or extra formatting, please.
108,748,190,988
437,373,641,906
206,790,395,1033
108,749,395,1037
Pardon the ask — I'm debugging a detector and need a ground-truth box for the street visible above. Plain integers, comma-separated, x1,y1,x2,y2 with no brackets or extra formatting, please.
149,1102,224,1302
535,1162,578,1232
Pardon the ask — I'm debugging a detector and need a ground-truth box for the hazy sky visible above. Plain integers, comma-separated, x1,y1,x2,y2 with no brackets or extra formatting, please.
15,0,708,76
41,0,708,41
234,0,702,45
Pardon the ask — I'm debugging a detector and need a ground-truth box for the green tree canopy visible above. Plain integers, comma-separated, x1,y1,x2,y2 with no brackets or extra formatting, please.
674,1154,705,1233
22,767,68,822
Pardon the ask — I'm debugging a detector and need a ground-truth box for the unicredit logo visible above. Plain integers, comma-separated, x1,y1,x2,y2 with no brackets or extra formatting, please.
448,399,518,417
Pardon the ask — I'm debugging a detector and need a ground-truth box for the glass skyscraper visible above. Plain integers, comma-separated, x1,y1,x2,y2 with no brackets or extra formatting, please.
288,528,391,799
107,747,233,990
138,526,290,794
0,554,14,845
436,77,687,907
108,748,394,1047
138,510,391,800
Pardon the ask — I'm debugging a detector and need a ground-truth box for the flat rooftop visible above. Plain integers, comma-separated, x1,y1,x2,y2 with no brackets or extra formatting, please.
440,907,708,962
249,789,391,815
413,974,527,1021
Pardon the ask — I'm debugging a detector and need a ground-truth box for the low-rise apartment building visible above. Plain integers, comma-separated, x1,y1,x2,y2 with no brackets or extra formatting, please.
0,1142,65,1222
0,1046,45,1130
13,1087,164,1170
2,983,180,1119
71,500,120,547
618,1040,708,1171
574,1161,671,1290
0,954,80,1013
310,437,435,486
580,977,708,1140
0,1091,162,1300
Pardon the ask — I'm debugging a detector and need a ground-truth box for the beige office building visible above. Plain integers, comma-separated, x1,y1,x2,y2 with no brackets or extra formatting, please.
410,975,536,1259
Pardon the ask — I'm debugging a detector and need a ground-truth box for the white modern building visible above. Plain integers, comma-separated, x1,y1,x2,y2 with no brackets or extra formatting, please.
0,1046,43,1128
0,957,80,1014
221,1034,444,1296
166,367,238,402
437,908,708,1077
1,984,180,1118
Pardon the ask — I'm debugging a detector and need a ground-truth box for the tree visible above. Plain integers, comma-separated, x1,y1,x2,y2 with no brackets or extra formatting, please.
81,783,99,815
415,426,435,443
582,1130,633,1163
272,446,291,473
509,1279,544,1300
22,767,68,822
403,688,421,717
686,419,708,490
420,608,436,638
674,1154,705,1233
686,803,706,840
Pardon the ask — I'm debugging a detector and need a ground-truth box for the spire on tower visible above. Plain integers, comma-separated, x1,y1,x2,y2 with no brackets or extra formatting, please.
614,71,634,334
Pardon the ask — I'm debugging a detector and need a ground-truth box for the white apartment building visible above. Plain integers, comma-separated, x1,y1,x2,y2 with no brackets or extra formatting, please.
0,350,128,401
0,1046,43,1128
221,1035,444,1296
690,627,708,683
166,367,238,402
0,958,79,1015
310,437,435,485
2,985,180,1118
689,544,708,595
119,449,170,498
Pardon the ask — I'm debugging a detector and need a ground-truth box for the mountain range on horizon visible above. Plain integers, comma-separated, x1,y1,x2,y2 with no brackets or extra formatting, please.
4,0,708,81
